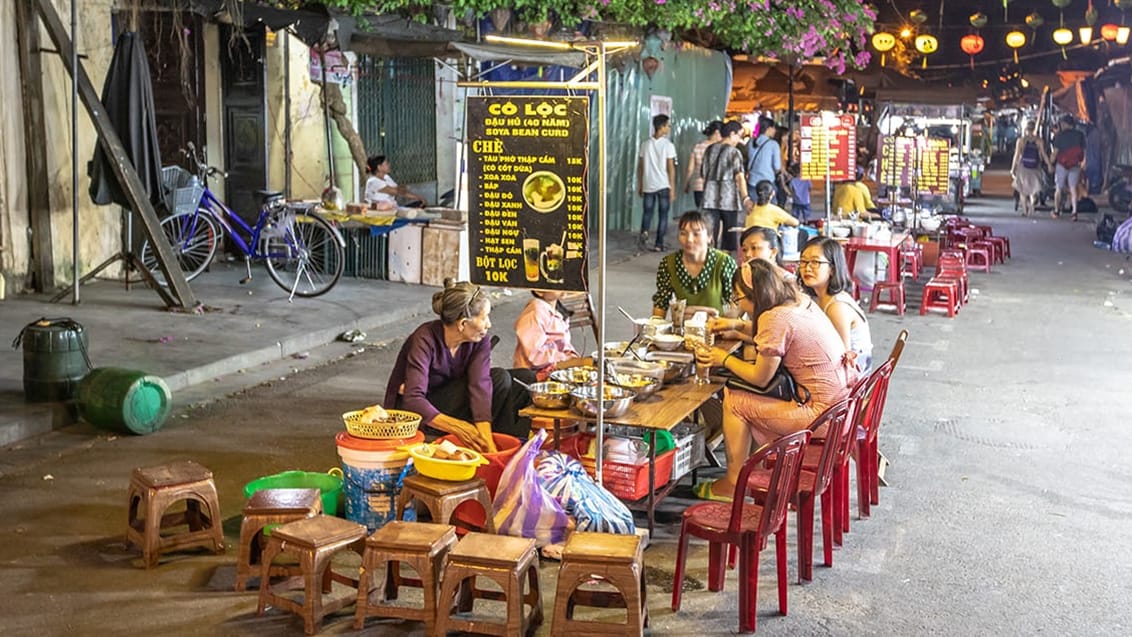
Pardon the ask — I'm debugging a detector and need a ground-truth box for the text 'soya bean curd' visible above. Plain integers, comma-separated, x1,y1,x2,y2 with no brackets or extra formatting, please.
466,96,590,291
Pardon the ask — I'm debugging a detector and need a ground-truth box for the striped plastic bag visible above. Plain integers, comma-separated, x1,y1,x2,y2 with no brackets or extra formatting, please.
492,429,569,546
1112,215,1132,254
537,451,636,535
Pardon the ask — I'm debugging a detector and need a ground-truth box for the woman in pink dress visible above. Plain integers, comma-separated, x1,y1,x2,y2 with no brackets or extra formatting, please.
693,259,858,501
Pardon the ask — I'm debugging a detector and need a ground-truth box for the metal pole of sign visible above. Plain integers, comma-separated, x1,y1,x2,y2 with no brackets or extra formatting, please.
594,42,608,486
824,114,832,229
69,0,79,304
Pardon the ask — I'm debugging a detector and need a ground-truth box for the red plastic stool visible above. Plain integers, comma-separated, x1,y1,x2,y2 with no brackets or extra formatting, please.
921,278,960,317
964,244,992,273
869,281,906,316
900,249,922,280
982,236,1009,261
974,239,1003,265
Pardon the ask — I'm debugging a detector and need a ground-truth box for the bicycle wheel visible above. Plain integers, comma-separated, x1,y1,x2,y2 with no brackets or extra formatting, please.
139,209,220,285
264,212,344,298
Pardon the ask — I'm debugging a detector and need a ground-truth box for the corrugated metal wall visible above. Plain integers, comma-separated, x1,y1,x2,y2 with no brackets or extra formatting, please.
597,47,733,232
356,56,437,184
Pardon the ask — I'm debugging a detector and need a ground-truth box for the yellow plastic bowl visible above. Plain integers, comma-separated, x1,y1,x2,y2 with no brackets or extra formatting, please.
405,443,488,481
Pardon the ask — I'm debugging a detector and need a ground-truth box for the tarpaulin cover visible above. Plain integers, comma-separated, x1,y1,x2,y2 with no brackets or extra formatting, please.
601,46,732,232
88,32,163,209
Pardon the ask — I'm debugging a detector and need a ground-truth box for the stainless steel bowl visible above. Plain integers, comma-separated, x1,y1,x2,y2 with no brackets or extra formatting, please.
646,352,695,384
570,385,636,418
549,366,598,385
526,381,574,409
611,373,662,400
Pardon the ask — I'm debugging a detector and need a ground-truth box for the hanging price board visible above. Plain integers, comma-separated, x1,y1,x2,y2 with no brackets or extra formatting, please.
919,138,951,194
878,135,916,188
465,96,590,291
798,114,857,182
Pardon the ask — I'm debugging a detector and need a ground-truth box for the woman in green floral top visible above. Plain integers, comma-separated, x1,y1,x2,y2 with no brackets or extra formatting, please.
652,211,739,317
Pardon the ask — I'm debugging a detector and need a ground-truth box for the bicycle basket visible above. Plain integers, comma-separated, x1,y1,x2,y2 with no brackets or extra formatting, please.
160,166,203,215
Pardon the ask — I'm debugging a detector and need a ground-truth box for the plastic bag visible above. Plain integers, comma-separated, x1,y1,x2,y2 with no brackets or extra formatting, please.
537,451,635,535
492,429,569,546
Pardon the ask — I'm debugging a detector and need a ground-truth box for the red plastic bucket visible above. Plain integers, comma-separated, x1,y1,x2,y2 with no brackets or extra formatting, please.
437,432,521,530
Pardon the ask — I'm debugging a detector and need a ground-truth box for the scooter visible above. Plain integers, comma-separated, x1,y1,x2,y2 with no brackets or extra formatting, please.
1107,164,1132,213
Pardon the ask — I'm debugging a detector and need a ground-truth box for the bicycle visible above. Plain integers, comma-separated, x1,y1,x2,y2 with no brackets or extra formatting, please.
140,143,345,299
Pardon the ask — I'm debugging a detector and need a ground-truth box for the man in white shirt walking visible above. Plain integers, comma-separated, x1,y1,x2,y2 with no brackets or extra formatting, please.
638,114,677,252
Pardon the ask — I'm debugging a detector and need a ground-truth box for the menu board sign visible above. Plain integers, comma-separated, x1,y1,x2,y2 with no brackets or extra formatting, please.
919,138,951,194
878,135,916,188
466,96,590,291
798,113,857,182
878,135,951,195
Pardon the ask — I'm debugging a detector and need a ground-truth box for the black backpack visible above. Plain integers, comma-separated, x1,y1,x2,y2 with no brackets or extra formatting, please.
1097,214,1117,244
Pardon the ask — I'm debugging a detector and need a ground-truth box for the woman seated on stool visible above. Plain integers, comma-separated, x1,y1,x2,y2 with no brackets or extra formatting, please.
652,210,738,320
384,279,533,452
692,259,858,501
798,237,873,373
513,289,593,380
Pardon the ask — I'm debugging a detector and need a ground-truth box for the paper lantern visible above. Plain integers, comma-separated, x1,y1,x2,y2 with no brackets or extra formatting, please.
1005,30,1027,62
1116,0,1132,10
1052,27,1074,45
1079,26,1094,44
1100,23,1120,41
970,13,988,28
872,32,897,66
1118,26,1131,45
1050,0,1071,9
961,34,985,69
1085,4,1098,26
1025,12,1045,29
915,33,938,68
909,9,928,24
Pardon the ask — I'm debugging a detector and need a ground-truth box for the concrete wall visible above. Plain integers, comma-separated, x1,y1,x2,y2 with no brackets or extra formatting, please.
0,0,120,296
284,36,334,201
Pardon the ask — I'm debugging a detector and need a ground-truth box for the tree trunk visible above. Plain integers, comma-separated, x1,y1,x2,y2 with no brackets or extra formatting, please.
320,82,368,177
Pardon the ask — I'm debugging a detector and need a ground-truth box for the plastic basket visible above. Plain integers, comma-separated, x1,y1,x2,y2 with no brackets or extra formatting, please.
561,434,674,501
341,408,421,439
671,422,707,481
160,166,203,215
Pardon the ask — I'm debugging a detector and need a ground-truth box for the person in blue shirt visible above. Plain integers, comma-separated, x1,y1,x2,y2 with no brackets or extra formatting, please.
787,162,811,221
747,116,783,196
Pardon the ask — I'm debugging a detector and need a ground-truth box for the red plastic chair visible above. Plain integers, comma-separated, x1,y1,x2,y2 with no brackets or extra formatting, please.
853,359,896,519
671,430,811,634
745,400,853,583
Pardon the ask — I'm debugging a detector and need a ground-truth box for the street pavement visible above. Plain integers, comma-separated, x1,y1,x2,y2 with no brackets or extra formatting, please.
1,174,1132,635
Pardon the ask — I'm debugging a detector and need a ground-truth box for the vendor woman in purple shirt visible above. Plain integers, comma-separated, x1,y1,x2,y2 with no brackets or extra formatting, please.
384,279,533,453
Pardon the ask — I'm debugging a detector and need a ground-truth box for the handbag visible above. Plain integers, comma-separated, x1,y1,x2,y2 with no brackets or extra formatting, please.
721,364,811,405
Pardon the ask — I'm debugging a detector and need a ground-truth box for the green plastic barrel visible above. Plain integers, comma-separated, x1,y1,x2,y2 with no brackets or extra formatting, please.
76,367,172,435
19,319,89,403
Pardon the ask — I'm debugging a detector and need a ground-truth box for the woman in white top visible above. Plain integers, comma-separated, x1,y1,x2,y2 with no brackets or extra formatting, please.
364,155,426,209
797,237,873,373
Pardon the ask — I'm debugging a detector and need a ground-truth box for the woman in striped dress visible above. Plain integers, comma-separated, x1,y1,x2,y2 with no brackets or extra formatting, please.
693,259,858,501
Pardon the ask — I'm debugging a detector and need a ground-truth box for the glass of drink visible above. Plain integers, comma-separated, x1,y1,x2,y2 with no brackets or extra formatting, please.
540,243,564,283
523,238,540,282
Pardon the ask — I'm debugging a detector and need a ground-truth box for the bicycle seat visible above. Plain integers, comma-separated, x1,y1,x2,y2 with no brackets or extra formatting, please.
257,190,284,204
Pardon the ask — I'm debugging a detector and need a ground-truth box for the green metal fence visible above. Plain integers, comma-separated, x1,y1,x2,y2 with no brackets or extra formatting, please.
356,56,437,184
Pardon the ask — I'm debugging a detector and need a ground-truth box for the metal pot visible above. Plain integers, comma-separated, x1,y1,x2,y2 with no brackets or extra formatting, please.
525,381,574,409
549,366,598,385
570,385,636,418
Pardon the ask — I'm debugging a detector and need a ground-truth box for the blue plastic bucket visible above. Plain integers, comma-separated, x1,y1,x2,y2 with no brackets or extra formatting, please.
336,431,419,531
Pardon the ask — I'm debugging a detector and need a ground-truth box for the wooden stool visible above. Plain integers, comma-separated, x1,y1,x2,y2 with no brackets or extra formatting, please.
551,532,648,636
354,521,457,633
395,474,495,533
235,488,322,592
126,459,225,569
256,515,366,635
435,532,543,637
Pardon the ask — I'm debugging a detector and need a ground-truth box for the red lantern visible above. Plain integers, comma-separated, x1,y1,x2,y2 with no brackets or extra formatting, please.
961,33,985,69
1100,23,1120,41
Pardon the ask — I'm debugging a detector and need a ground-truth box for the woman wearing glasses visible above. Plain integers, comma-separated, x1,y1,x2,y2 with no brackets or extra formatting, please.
384,279,533,453
693,259,857,501
797,237,873,373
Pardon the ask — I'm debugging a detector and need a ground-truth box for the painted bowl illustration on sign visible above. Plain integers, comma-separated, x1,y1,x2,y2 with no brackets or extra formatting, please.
522,171,566,212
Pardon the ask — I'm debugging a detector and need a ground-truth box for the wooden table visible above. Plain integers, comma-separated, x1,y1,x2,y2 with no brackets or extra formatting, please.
843,231,911,285
520,378,724,535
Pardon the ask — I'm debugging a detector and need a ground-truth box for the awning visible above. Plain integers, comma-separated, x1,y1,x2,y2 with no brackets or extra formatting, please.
344,15,463,58
449,41,587,68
